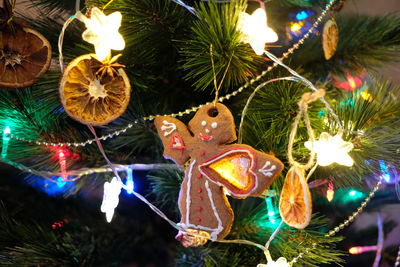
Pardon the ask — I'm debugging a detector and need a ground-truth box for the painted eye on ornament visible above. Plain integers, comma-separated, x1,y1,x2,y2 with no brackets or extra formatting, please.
211,122,218,129
201,121,207,127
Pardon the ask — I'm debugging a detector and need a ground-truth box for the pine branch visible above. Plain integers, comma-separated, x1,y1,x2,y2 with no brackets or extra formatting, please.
0,183,177,266
291,14,400,78
147,168,183,210
0,202,82,266
323,78,400,187
180,0,264,92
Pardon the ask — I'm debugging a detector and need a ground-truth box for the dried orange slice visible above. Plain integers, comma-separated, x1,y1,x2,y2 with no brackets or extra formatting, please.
279,166,312,229
0,27,51,88
59,54,131,126
322,18,339,60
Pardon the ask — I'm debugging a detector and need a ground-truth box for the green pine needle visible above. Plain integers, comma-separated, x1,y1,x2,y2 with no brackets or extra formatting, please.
181,0,263,92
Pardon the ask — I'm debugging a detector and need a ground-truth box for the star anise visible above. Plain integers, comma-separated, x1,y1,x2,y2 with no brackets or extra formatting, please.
91,54,126,80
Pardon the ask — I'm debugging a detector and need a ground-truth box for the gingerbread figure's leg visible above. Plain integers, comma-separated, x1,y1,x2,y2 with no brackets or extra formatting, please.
203,179,234,240
176,161,234,247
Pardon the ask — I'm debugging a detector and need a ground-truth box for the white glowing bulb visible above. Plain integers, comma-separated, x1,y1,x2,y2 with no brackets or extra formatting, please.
80,7,125,61
101,177,122,223
257,257,289,267
305,132,354,167
238,8,278,55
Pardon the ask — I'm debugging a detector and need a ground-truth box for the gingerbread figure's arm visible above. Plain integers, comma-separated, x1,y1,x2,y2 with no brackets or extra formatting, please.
154,116,192,166
251,150,284,197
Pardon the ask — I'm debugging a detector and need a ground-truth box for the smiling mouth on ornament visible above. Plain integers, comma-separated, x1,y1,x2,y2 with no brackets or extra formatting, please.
198,133,213,141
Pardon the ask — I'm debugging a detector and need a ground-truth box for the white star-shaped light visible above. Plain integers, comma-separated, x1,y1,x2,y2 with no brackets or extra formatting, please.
101,177,122,223
81,7,125,61
257,257,289,267
305,132,354,167
238,8,278,55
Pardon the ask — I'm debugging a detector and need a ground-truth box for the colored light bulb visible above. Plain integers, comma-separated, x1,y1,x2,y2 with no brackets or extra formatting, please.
290,21,304,32
125,167,134,194
349,245,378,255
296,10,311,20
327,181,335,202
379,160,391,183
56,177,67,188
2,126,11,158
58,150,68,181
265,197,277,224
349,190,357,197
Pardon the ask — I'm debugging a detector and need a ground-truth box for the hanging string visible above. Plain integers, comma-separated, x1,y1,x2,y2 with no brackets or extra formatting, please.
75,0,80,12
210,44,234,106
102,0,115,10
210,44,219,105
305,162,319,181
287,90,324,170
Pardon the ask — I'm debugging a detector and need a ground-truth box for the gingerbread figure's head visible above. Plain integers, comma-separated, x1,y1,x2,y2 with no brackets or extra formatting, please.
188,103,237,145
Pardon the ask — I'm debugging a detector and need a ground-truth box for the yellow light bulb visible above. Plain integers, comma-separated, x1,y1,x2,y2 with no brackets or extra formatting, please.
305,132,354,167
326,188,334,202
348,77,356,90
238,8,278,55
360,90,372,101
349,247,360,254
80,7,125,61
290,21,303,32
326,180,335,202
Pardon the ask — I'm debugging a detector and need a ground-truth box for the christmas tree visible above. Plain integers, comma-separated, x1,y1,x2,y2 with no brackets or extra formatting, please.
0,0,399,266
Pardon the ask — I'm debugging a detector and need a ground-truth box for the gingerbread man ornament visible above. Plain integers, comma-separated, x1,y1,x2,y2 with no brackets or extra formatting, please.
154,103,283,247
